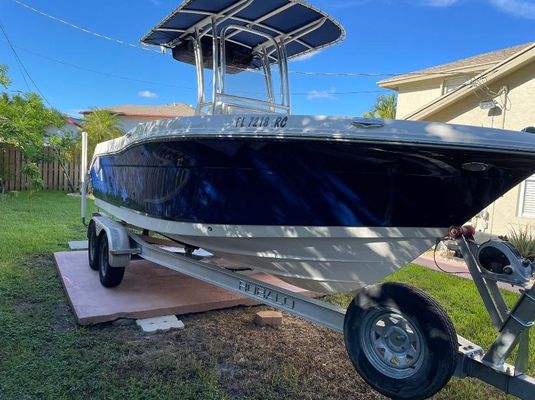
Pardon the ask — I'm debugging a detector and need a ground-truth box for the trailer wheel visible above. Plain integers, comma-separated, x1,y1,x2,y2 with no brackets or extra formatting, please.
98,233,125,288
87,221,99,271
344,283,457,400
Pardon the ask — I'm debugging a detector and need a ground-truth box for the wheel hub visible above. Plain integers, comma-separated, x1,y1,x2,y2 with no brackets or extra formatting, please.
385,326,409,352
361,309,426,379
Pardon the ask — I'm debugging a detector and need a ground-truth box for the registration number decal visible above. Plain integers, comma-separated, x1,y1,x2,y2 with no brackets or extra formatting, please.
233,116,288,129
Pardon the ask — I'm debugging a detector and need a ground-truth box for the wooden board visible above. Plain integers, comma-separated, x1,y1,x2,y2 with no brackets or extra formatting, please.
54,251,315,325
0,144,81,192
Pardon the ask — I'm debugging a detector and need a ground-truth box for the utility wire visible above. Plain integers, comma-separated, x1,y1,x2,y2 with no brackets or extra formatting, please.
0,40,388,97
293,89,388,96
0,20,30,91
0,40,196,91
290,70,449,77
0,18,53,107
11,0,162,54
11,0,459,79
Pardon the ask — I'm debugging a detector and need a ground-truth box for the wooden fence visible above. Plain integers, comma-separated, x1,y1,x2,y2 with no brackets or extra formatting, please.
0,144,81,192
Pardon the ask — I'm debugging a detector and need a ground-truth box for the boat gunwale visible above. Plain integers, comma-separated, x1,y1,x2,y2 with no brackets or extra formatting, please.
92,129,535,160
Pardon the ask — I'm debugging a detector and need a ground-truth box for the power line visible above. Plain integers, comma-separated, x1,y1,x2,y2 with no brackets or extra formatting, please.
290,70,446,77
11,0,456,79
0,40,197,91
0,39,388,97
293,90,388,96
11,0,162,55
0,21,30,91
0,18,53,107
292,71,399,77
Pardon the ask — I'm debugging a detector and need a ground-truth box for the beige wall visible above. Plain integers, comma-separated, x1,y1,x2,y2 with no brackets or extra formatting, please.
427,64,535,131
396,79,444,118
395,74,479,119
482,186,535,235
409,63,535,235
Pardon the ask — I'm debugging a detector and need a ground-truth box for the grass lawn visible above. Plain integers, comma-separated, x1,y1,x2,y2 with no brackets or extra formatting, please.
0,191,533,399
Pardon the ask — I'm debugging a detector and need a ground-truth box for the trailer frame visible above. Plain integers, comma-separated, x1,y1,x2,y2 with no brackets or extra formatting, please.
89,214,535,399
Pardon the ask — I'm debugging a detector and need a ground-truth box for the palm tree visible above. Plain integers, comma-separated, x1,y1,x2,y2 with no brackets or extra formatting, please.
363,93,397,119
82,110,125,157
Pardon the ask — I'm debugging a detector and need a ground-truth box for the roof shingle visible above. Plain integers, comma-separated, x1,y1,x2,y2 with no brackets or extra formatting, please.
81,103,195,118
381,42,534,85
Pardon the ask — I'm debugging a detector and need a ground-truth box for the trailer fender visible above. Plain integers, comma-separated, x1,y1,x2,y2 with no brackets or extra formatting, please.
91,216,137,268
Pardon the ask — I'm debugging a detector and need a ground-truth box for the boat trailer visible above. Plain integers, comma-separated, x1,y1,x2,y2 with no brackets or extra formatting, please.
87,215,535,399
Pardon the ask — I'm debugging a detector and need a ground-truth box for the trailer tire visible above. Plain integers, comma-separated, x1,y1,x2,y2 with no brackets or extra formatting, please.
98,233,125,288
88,221,99,271
344,282,457,400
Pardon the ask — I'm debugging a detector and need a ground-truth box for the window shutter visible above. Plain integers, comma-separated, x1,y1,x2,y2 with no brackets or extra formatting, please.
521,176,535,217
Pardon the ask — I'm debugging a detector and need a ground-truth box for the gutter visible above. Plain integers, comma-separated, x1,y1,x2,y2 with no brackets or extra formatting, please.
403,43,535,121
378,62,496,89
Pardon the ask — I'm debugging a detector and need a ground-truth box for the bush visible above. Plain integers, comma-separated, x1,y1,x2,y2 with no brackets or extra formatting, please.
507,225,535,261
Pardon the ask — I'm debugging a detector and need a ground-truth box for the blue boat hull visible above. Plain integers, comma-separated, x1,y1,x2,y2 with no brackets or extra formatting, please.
89,137,535,228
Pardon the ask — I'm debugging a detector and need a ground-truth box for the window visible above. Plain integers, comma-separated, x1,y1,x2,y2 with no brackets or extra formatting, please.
518,175,535,218
442,76,468,95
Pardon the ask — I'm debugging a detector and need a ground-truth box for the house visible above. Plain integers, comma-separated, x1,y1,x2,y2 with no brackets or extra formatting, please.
80,103,195,132
379,42,535,235
45,117,83,142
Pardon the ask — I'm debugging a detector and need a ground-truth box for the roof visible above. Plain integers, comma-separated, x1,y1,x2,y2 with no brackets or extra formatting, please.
140,0,345,70
64,117,84,128
402,43,535,121
45,118,83,140
380,42,534,88
80,103,195,119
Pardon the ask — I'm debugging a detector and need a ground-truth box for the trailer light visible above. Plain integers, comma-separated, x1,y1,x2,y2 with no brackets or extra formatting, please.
448,225,475,240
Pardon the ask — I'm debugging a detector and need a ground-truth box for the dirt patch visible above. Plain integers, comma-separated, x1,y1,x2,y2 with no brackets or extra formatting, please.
15,302,44,318
21,253,54,269
109,306,386,400
52,302,74,332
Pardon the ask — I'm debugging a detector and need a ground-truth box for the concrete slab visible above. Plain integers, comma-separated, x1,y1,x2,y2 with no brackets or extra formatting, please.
414,255,520,293
136,315,185,333
68,240,88,250
54,251,314,326
414,255,471,277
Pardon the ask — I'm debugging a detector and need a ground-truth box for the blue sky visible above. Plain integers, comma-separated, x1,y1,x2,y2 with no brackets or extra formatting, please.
0,0,534,117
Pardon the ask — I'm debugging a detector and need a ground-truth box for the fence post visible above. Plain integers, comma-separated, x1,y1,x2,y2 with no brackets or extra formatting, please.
81,131,88,225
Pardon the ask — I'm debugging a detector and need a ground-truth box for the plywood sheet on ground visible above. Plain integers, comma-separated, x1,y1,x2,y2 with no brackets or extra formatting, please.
54,251,314,325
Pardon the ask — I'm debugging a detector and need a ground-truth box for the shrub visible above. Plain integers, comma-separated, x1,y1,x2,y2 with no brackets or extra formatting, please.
507,225,535,261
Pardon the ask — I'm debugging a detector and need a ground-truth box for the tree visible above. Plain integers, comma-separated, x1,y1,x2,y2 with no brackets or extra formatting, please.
0,92,64,161
363,93,397,119
0,64,10,88
82,110,125,157
0,65,64,195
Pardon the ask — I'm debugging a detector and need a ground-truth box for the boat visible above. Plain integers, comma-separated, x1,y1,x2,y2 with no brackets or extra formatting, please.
89,0,535,293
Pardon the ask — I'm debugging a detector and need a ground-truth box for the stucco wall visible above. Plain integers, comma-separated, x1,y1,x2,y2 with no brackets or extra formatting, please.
417,63,535,235
428,64,535,131
396,79,444,119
